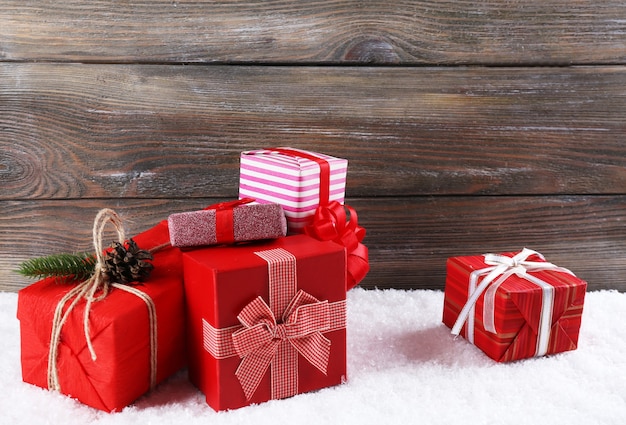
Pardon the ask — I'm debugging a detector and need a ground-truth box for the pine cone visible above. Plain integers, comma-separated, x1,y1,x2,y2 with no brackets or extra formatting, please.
102,238,154,284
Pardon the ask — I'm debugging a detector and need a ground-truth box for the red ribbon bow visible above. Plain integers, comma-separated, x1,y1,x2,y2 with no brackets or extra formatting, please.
304,201,369,290
203,198,255,245
232,290,332,401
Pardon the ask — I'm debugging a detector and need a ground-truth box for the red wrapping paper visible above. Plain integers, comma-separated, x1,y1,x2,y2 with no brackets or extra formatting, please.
17,220,187,412
183,234,347,411
442,250,587,362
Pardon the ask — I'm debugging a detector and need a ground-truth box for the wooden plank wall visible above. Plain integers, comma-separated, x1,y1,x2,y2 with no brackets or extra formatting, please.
2,1,626,292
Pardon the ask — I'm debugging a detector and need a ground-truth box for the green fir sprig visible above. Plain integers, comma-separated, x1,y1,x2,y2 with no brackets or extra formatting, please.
17,252,97,280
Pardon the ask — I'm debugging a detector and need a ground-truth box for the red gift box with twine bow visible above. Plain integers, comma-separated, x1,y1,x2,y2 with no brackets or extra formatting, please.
17,218,186,412
442,248,587,362
183,234,347,411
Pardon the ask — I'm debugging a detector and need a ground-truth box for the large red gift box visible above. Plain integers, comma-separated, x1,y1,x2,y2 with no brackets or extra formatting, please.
442,248,587,362
183,234,347,411
17,220,187,412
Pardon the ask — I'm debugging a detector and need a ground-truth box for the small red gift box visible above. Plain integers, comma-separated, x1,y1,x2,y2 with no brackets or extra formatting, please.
442,248,587,362
17,220,187,412
183,234,347,411
239,147,348,234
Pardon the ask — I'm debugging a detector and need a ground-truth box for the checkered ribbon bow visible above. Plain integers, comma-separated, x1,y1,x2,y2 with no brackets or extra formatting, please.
232,290,332,401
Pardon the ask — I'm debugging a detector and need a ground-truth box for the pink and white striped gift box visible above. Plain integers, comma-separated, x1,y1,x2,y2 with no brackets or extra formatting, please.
239,148,348,233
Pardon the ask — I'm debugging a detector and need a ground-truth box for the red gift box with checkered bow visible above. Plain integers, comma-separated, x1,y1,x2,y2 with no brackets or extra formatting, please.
442,249,587,362
182,234,347,411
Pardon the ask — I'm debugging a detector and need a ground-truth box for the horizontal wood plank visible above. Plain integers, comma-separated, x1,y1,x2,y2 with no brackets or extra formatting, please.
1,196,624,292
3,64,626,200
2,1,626,65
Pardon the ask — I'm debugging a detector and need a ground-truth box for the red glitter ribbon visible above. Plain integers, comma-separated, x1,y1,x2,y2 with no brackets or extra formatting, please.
204,198,255,245
304,201,369,290
201,247,346,401
267,148,331,206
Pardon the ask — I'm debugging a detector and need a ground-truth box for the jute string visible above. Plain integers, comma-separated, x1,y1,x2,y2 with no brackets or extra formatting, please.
47,209,159,392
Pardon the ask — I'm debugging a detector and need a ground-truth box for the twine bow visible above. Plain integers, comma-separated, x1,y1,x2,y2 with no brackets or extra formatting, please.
47,209,158,392
232,290,332,401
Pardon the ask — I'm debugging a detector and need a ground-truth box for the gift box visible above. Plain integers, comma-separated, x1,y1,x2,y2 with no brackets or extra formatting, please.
183,234,347,411
17,220,187,412
238,147,348,234
442,248,587,362
168,199,287,248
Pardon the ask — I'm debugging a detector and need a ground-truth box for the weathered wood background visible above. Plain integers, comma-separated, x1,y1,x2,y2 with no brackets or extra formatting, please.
2,1,626,292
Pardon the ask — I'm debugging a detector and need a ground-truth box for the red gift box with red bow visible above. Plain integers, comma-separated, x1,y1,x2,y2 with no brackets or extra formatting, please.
17,220,187,412
183,234,347,411
442,248,587,362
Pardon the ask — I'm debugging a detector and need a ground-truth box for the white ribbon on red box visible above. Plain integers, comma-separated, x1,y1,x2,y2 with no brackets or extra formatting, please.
451,248,575,357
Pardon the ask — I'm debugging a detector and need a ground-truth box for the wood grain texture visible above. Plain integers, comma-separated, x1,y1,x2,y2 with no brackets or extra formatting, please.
3,63,626,200
1,1,625,64
3,2,626,293
2,197,625,292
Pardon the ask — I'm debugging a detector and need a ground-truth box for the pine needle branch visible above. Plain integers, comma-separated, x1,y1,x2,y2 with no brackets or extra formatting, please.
16,252,97,280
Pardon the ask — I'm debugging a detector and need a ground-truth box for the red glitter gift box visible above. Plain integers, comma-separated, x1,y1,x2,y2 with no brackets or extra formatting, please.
17,220,187,412
168,199,287,248
183,234,347,411
442,248,587,362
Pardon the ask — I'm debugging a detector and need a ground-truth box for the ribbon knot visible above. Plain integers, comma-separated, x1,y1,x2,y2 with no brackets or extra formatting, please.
483,249,548,269
232,290,331,400
272,323,288,341
204,198,255,212
304,201,369,290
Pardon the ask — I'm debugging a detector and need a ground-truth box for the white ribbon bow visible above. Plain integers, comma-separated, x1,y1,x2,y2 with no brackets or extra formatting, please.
451,248,575,357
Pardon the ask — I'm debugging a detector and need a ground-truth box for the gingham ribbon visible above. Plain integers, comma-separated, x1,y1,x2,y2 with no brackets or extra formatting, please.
202,247,346,401
451,248,575,356
233,290,332,400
